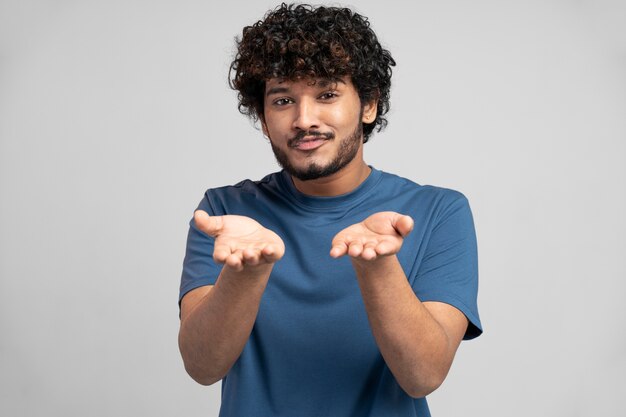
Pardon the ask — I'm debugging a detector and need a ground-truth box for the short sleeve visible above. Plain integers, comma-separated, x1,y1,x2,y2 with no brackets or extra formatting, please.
413,192,482,340
178,193,222,307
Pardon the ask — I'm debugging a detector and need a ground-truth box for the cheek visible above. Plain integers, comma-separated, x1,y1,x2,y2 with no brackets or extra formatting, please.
263,113,289,137
328,107,361,129
330,96,363,126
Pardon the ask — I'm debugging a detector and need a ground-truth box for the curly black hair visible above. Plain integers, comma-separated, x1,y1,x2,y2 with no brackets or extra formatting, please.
229,3,396,143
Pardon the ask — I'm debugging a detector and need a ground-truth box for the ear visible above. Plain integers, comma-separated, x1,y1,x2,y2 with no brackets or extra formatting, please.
361,98,378,124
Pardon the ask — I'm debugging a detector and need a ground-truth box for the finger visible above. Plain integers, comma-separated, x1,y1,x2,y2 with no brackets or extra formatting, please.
348,241,364,258
213,247,231,264
361,241,379,260
194,210,224,237
361,246,378,261
330,240,349,258
393,214,414,237
375,240,397,256
242,248,262,265
225,253,243,271
262,244,284,263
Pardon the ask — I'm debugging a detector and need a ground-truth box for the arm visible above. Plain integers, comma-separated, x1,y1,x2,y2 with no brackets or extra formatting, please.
178,211,284,385
331,212,468,398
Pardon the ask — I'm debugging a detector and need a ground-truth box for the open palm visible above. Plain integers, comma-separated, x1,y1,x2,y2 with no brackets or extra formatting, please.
330,212,414,261
194,210,285,271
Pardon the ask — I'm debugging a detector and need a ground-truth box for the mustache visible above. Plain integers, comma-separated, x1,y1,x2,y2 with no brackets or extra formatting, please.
288,130,335,148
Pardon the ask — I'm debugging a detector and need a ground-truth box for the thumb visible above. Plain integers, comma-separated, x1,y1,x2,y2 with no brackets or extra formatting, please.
392,214,414,237
194,210,224,237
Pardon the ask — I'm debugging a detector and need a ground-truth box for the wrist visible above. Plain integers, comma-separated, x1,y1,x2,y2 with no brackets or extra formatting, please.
222,262,274,282
351,254,399,277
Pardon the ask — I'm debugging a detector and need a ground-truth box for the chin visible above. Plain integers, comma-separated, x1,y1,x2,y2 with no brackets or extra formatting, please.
271,126,362,182
288,161,346,181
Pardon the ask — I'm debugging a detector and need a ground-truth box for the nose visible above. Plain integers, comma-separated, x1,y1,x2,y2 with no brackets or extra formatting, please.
292,99,320,131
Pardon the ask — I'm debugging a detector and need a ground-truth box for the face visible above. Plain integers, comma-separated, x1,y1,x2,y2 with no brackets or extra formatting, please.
262,77,377,181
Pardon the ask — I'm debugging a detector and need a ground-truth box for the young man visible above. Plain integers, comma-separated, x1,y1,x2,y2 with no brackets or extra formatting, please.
178,4,482,416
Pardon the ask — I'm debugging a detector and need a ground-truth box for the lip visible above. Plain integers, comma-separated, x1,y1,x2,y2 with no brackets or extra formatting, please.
291,138,327,151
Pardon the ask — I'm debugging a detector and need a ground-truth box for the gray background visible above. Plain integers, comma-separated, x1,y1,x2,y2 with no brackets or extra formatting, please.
1,0,624,416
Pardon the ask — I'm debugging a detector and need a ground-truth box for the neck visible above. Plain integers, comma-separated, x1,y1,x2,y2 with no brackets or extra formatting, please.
291,152,371,197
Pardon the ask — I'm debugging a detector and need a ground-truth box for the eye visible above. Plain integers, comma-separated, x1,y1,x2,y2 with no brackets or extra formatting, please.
273,98,293,106
319,92,338,100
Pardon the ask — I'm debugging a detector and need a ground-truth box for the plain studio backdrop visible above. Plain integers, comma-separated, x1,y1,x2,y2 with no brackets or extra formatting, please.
1,0,624,416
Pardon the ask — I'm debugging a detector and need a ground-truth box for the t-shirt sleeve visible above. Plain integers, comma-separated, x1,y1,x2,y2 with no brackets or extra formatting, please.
178,193,222,307
413,191,483,340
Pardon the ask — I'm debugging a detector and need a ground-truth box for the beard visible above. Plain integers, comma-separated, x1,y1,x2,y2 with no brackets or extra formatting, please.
269,121,364,181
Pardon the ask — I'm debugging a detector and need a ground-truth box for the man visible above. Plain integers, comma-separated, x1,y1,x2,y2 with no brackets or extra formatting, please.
178,4,482,416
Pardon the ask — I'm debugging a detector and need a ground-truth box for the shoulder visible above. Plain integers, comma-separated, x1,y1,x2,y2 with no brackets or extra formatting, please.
202,171,282,201
198,171,284,215
206,171,281,197
377,170,470,210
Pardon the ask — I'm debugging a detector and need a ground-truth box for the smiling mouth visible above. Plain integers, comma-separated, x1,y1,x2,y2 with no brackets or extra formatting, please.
291,137,328,151
288,131,334,151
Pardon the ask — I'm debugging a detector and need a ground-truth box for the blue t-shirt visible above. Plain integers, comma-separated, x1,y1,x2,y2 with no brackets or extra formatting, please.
180,167,482,417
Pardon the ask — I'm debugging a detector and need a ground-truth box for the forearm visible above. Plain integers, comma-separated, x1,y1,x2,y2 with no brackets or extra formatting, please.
352,256,456,398
178,264,272,385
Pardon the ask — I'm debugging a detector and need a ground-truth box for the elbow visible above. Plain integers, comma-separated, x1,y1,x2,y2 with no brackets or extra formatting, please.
183,362,223,386
405,382,443,399
179,337,226,386
400,374,446,399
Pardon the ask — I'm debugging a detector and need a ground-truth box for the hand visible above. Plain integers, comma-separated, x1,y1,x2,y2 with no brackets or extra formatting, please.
194,210,285,271
330,212,414,261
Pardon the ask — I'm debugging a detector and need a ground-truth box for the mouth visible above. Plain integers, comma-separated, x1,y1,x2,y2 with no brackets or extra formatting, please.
289,132,334,151
291,137,328,151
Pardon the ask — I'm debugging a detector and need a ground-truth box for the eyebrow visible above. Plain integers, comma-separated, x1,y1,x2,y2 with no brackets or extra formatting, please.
265,78,346,97
265,86,290,97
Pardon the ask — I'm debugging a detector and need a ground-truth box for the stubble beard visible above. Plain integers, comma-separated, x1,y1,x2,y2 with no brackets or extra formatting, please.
269,121,364,182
